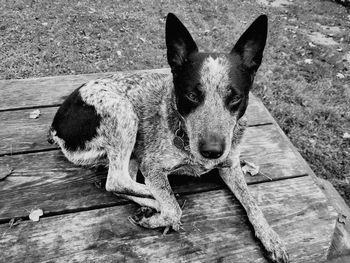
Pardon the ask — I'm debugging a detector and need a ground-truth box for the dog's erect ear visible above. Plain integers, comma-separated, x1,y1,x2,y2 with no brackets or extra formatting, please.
166,13,198,70
231,15,268,72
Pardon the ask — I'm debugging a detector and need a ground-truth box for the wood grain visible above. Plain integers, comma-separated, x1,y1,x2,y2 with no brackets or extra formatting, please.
0,68,170,111
0,125,308,221
259,102,350,260
317,179,350,260
0,96,272,156
327,255,350,263
0,176,337,263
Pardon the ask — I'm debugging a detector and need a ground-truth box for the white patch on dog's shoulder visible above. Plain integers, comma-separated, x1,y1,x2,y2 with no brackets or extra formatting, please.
200,56,231,92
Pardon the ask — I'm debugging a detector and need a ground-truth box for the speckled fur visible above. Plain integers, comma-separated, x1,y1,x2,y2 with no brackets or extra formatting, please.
49,13,288,263
49,68,247,216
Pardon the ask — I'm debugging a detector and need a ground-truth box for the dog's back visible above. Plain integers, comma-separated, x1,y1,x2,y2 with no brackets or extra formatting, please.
48,72,172,166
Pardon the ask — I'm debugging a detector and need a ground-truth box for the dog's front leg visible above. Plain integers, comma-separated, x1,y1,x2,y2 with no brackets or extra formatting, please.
131,165,182,232
219,162,289,263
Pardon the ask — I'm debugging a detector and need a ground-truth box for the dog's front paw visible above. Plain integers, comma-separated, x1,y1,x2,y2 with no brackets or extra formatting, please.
267,243,289,263
129,208,182,233
261,229,289,263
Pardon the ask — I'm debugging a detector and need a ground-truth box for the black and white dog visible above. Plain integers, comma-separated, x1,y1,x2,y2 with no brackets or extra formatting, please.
49,13,288,263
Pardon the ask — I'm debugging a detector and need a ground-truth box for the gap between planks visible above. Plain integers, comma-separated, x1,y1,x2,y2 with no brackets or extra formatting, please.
0,104,61,113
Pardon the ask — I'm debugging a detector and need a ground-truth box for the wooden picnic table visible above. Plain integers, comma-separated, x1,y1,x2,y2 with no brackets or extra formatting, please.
0,68,349,263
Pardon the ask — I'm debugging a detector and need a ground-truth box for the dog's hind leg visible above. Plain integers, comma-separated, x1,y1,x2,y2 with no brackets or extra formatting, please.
106,154,153,198
219,158,289,263
103,97,155,200
113,158,160,211
129,163,182,232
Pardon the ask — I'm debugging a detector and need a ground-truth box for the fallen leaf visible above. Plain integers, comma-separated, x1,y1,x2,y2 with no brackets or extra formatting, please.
343,132,350,139
240,160,273,180
241,160,260,176
29,209,43,222
139,37,146,43
308,42,316,47
336,73,345,79
308,138,317,147
0,165,13,181
29,109,41,119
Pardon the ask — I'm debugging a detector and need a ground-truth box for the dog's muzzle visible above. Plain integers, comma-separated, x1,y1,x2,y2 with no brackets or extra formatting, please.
198,134,225,159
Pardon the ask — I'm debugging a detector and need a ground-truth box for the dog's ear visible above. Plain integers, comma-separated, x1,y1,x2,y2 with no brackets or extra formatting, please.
166,13,198,70
231,15,268,72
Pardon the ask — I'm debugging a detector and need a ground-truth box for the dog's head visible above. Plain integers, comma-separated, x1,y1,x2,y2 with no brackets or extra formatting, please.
166,13,267,164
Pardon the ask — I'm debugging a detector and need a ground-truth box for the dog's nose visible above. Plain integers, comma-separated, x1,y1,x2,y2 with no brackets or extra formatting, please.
199,135,225,159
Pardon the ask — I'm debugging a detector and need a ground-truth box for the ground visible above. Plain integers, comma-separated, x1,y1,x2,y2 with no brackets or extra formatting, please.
0,0,349,205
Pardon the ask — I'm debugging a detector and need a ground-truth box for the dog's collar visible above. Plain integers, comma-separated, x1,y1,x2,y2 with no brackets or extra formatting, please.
167,90,191,153
173,120,190,151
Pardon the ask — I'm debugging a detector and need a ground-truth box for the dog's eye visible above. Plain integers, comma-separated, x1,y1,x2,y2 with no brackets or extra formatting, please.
186,92,199,103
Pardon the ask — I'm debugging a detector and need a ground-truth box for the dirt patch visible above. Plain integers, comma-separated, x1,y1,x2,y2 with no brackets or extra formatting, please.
318,24,343,35
256,0,294,8
308,32,339,46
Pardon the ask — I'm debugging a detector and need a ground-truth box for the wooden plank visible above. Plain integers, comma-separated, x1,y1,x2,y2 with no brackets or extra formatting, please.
0,124,309,221
0,177,337,263
0,96,272,156
317,179,350,260
260,108,350,260
257,106,320,181
0,68,170,111
317,179,350,219
327,255,350,263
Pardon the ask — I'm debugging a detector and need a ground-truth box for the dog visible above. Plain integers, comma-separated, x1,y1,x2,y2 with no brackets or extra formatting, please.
48,13,289,263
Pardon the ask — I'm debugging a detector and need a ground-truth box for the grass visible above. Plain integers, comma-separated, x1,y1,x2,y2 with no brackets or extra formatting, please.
0,0,349,204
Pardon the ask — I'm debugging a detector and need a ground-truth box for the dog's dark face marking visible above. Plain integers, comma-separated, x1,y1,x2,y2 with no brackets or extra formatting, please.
51,84,101,151
166,13,267,161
